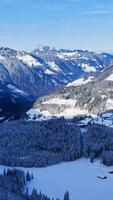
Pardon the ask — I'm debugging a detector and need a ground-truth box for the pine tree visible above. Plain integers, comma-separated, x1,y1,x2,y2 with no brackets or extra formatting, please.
64,191,70,200
26,171,31,181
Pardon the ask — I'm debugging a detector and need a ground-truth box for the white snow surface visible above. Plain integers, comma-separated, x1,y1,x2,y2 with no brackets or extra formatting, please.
56,51,81,60
47,62,62,72
0,55,5,61
57,108,88,117
1,159,113,200
106,74,113,81
81,63,96,73
67,76,94,87
27,109,52,121
42,98,77,107
27,106,89,120
45,69,56,75
17,54,42,67
40,98,89,117
106,99,113,110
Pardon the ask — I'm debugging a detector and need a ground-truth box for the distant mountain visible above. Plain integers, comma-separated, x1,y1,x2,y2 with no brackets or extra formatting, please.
32,46,113,90
0,45,113,98
0,47,55,97
32,62,113,119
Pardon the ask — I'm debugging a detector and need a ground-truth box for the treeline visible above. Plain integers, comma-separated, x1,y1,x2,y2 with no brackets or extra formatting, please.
0,168,70,200
0,118,113,167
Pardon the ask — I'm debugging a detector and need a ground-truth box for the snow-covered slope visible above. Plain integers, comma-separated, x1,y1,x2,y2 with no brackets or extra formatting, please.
32,63,113,118
67,76,94,87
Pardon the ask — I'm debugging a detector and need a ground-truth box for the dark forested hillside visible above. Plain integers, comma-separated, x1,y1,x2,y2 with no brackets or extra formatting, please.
0,119,113,167
0,119,81,167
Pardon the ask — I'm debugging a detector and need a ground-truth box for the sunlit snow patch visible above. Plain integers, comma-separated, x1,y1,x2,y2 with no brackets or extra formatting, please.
17,54,42,67
81,63,96,73
67,76,94,87
106,74,113,81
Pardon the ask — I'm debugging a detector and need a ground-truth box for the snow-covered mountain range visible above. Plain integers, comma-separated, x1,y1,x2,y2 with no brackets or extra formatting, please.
0,45,113,121
0,45,113,97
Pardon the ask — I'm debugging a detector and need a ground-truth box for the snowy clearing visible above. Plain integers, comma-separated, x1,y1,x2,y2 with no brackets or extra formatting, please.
57,108,88,117
27,106,89,120
42,98,77,107
62,51,81,57
0,159,113,200
67,76,94,87
106,74,113,81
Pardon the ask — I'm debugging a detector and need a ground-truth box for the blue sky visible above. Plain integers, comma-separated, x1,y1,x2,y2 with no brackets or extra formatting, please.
0,0,113,52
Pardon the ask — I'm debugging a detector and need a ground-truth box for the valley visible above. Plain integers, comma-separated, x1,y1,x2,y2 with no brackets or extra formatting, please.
0,46,113,200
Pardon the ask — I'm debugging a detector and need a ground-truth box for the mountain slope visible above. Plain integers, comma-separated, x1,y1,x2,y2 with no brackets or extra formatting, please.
0,45,113,98
0,47,56,97
33,62,113,118
0,82,34,122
